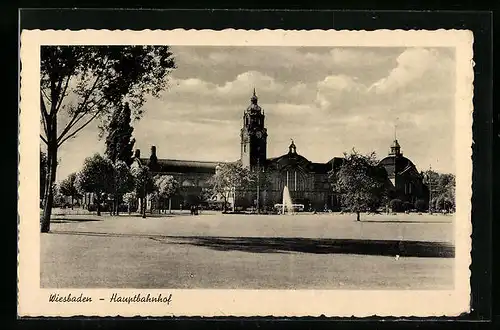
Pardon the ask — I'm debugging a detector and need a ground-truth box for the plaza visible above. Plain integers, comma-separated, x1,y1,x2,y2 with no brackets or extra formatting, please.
41,211,454,290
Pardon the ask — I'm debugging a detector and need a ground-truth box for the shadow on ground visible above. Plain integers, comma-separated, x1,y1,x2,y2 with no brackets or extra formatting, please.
48,230,454,258
358,220,452,224
50,218,103,223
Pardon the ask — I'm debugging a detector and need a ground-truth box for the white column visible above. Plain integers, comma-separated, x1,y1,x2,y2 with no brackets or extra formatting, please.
286,171,289,188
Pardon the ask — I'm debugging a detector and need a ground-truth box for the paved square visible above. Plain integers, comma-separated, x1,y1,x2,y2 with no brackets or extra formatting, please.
41,212,454,289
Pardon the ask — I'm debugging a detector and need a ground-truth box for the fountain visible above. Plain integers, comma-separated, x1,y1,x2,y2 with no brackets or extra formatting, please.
282,185,294,215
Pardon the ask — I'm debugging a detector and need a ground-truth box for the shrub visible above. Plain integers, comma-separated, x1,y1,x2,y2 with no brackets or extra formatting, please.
415,199,428,212
403,201,413,211
389,199,404,212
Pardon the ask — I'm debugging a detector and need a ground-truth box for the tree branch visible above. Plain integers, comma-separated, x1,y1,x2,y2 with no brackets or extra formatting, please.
41,88,52,107
40,134,48,145
40,92,49,119
57,94,107,144
57,109,102,147
55,71,73,113
78,57,110,112
40,114,49,139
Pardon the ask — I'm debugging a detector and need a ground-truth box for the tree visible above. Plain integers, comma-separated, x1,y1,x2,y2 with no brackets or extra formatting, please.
207,161,252,212
152,174,178,213
59,173,81,209
40,46,176,232
131,165,156,218
423,170,456,213
105,102,136,166
333,149,388,221
110,160,135,215
123,191,137,215
248,168,272,212
75,154,114,216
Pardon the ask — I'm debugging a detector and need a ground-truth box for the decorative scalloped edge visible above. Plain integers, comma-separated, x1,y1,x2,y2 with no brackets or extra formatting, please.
18,28,474,318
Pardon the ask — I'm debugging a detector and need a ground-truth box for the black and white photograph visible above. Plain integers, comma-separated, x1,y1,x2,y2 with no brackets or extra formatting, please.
18,29,473,317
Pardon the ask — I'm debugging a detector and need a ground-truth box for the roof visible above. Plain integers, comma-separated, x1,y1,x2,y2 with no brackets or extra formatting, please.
267,153,343,174
378,155,417,177
140,158,226,174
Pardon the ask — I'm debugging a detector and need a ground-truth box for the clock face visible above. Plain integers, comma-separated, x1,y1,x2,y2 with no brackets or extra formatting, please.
256,131,262,138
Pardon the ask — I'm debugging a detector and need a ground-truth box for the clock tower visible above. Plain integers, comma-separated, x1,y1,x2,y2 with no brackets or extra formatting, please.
240,89,267,169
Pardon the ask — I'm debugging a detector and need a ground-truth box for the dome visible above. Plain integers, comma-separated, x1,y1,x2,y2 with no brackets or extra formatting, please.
378,155,416,177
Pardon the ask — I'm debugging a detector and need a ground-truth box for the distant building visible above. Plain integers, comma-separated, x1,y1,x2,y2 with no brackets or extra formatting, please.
132,90,428,211
378,139,429,205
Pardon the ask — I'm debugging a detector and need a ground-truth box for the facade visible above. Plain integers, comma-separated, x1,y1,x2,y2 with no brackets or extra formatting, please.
378,139,429,206
131,90,428,211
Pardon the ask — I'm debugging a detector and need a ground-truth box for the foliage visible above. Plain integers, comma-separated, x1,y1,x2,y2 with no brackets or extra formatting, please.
111,161,135,197
207,161,253,210
154,174,178,199
52,191,67,208
423,170,456,212
123,191,137,205
40,46,176,142
333,149,388,220
59,173,81,199
40,45,176,232
199,187,215,203
150,175,178,211
248,168,272,191
105,102,135,166
122,191,138,214
131,165,157,198
75,154,114,215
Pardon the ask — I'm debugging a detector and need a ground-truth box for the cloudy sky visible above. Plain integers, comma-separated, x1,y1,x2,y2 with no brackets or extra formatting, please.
53,46,456,182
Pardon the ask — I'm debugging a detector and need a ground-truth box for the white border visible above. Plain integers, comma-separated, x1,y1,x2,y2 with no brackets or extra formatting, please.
18,29,473,317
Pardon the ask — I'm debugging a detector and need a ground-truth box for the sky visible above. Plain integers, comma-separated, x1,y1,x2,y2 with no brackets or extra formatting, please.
50,46,456,182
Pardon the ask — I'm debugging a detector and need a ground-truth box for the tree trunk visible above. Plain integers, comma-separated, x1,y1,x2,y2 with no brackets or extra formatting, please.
128,203,131,215
356,211,360,221
222,196,227,212
232,188,236,212
141,197,146,218
115,195,120,216
96,201,101,216
71,196,74,210
40,127,58,233
169,198,172,214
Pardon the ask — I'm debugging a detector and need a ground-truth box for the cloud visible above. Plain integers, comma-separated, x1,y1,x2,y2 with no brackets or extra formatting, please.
315,74,367,110
52,46,457,183
217,71,282,96
368,48,454,94
170,46,402,86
